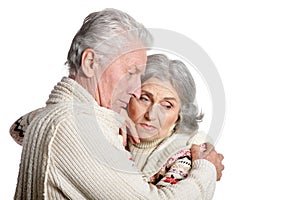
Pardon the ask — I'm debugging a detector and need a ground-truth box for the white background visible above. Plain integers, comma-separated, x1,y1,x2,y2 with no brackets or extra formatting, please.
1,0,300,199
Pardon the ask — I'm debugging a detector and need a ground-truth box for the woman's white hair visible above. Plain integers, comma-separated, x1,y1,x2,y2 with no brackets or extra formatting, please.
66,8,152,76
142,54,203,134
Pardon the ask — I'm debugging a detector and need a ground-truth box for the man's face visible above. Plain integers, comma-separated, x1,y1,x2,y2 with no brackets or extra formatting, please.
98,49,147,113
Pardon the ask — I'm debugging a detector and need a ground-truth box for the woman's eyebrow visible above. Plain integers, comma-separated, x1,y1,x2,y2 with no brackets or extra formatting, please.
141,90,178,101
141,90,153,97
163,97,178,102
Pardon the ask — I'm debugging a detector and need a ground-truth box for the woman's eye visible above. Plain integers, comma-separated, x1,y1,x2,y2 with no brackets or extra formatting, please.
165,105,172,109
161,102,173,110
139,95,149,102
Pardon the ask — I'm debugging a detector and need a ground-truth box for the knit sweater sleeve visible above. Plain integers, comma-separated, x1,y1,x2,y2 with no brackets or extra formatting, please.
154,151,192,187
47,115,217,199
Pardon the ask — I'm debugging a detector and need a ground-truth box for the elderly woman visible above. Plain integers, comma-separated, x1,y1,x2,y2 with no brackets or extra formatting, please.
127,54,223,187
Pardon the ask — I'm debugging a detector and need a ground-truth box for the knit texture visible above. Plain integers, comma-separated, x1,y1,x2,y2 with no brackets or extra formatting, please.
14,77,216,199
129,130,210,178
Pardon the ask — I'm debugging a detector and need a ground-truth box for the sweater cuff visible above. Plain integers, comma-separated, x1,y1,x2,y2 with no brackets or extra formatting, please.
186,159,217,199
192,159,217,177
193,159,215,168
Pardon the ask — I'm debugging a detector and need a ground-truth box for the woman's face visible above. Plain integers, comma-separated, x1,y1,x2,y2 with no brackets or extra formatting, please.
128,77,181,141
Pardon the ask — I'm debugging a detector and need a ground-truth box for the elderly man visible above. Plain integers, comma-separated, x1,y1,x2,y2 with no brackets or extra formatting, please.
13,8,223,199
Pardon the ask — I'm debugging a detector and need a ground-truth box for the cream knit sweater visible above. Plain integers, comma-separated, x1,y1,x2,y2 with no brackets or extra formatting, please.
129,130,209,181
14,77,216,199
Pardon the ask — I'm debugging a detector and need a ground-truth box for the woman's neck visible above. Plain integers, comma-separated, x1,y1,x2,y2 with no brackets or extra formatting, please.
132,128,175,149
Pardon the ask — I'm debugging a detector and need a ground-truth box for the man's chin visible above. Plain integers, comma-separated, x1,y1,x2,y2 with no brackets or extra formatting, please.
112,105,127,114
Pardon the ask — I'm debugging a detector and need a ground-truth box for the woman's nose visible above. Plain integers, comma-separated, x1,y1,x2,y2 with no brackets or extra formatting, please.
144,104,163,121
144,105,155,121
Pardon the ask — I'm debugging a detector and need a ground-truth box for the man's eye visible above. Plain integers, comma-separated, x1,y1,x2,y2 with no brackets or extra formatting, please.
128,66,139,76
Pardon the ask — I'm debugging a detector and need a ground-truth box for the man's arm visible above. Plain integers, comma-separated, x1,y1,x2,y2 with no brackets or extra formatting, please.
11,109,220,199
49,118,217,199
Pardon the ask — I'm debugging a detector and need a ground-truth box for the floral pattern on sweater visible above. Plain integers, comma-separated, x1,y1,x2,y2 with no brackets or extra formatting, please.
150,149,192,186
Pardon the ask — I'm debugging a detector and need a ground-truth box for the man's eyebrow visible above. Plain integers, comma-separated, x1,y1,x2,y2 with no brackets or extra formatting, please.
128,65,142,74
136,65,145,72
135,66,141,73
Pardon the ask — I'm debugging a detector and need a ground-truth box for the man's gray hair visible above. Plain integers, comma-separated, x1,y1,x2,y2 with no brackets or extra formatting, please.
66,8,152,75
142,54,203,134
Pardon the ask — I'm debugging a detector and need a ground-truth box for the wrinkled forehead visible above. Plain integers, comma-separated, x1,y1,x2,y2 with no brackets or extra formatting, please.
122,48,147,66
99,46,147,76
141,78,180,99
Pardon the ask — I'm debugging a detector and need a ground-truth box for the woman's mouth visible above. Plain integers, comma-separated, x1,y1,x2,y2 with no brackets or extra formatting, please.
139,123,157,131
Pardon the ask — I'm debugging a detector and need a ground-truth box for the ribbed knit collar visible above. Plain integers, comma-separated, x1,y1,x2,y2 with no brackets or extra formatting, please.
132,137,166,149
131,129,174,149
46,77,125,128
129,130,195,177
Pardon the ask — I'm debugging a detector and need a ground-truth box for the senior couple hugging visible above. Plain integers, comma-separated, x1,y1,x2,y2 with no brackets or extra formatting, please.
11,8,224,199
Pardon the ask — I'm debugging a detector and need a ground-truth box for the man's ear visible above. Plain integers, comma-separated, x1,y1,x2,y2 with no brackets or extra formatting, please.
81,49,98,78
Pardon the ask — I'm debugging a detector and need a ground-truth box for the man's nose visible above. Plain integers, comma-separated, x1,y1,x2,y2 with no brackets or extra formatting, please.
128,73,142,97
131,86,141,99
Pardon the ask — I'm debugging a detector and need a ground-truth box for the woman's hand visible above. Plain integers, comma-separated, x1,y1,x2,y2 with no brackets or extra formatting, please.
191,144,224,181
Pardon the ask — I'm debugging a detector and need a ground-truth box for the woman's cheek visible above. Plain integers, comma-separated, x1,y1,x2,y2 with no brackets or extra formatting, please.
128,100,143,121
165,111,179,126
128,100,136,119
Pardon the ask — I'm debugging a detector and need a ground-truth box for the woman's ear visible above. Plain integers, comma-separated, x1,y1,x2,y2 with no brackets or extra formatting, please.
176,114,181,123
81,49,98,78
